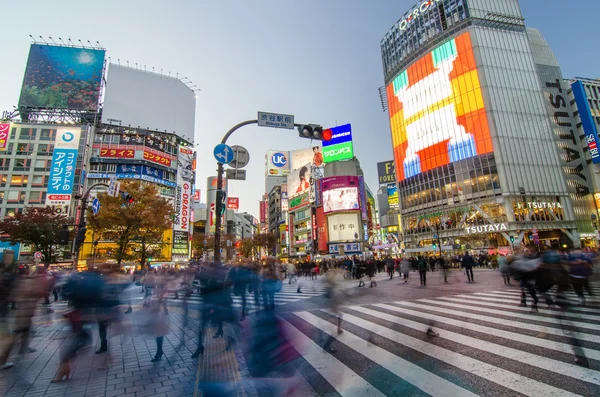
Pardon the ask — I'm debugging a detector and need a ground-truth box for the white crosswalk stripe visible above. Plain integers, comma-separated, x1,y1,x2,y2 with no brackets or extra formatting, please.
281,287,600,396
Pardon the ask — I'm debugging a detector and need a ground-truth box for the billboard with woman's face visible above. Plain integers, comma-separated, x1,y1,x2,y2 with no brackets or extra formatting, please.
287,162,311,198
323,187,360,214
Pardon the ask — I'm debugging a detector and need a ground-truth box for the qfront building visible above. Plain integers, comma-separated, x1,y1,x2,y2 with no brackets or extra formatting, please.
381,0,596,253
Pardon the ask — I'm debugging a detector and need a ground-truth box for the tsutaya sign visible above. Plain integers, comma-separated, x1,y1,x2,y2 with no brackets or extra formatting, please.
516,201,562,209
399,0,443,31
465,223,508,235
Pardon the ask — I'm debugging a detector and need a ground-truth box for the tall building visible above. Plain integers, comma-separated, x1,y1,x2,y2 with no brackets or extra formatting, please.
382,0,587,253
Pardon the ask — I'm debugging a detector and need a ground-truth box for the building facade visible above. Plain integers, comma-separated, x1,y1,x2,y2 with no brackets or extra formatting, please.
382,0,583,254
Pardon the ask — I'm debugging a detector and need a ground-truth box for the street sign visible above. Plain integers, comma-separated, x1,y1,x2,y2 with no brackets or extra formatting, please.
225,169,246,180
258,111,294,130
229,145,250,169
92,197,101,215
213,144,234,164
34,251,42,260
107,175,118,197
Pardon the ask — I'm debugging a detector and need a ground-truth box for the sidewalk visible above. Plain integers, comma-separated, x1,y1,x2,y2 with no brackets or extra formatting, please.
0,301,254,397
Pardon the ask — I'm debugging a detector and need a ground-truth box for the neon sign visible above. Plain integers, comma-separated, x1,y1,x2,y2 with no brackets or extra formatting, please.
399,0,442,31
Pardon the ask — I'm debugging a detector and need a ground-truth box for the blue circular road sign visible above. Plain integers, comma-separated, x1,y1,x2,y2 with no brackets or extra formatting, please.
213,144,234,164
92,197,101,215
271,152,288,167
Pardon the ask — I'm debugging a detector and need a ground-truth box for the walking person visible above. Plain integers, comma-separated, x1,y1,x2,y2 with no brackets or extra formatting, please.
385,256,395,280
438,256,449,283
150,292,170,362
498,254,511,284
511,249,541,312
367,258,377,287
232,262,251,320
400,256,411,282
462,251,475,282
418,256,428,286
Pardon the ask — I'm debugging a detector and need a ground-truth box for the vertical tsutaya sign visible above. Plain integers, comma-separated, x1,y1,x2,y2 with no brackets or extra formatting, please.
46,128,81,210
174,146,194,235
0,123,10,151
377,161,396,184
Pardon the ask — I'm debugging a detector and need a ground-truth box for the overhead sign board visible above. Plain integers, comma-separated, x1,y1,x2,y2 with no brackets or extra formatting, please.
377,161,396,184
323,141,354,163
322,124,352,147
258,111,294,129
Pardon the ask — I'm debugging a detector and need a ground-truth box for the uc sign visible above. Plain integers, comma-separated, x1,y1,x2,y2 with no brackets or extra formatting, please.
272,152,287,167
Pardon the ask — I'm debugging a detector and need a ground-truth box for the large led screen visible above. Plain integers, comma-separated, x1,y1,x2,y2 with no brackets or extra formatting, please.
386,31,492,182
19,45,105,110
102,64,196,136
323,187,360,214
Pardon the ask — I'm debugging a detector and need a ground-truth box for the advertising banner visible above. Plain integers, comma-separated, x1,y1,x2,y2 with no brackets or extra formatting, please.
322,176,359,191
387,31,493,181
265,150,290,176
377,161,396,184
227,197,240,210
327,213,361,242
358,176,368,221
174,146,193,232
143,150,172,167
194,190,201,202
289,213,295,255
281,185,289,212
100,147,135,159
323,187,360,214
19,45,105,110
311,209,317,243
172,230,189,256
287,162,312,198
315,178,323,207
289,192,310,211
291,147,323,170
46,128,81,209
572,81,600,163
387,183,399,209
86,172,176,187
207,176,228,192
259,201,267,223
322,124,352,147
0,241,21,262
0,123,10,151
323,141,354,163
316,206,328,253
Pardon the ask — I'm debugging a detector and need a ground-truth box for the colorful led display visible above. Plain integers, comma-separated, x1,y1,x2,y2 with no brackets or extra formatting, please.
386,31,492,181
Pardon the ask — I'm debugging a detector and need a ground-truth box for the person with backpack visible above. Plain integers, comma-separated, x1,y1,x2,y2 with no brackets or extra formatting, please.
418,256,428,286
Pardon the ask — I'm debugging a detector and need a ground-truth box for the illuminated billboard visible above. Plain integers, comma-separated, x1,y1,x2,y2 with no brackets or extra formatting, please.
102,64,196,136
323,187,360,214
327,213,361,242
287,163,312,198
19,45,105,110
0,123,10,151
387,183,399,209
291,147,323,170
45,128,81,211
322,124,354,163
386,31,492,181
265,150,290,176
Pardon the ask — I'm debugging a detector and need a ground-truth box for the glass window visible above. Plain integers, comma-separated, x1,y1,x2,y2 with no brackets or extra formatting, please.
19,128,37,140
28,191,42,202
32,175,44,186
7,191,19,201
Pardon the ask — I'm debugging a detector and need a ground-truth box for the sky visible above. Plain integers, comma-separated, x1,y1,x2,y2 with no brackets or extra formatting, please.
1,0,599,219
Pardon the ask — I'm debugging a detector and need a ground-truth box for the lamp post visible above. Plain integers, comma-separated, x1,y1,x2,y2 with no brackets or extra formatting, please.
591,214,598,247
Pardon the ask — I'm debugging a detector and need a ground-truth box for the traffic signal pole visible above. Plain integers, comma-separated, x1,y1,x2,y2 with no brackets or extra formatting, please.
213,119,316,263
72,182,108,270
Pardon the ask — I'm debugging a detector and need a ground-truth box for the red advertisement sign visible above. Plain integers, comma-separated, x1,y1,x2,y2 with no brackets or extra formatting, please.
312,210,317,242
259,200,267,223
289,213,295,255
194,190,201,202
316,206,328,253
100,147,135,158
0,123,10,151
227,197,240,210
143,150,172,167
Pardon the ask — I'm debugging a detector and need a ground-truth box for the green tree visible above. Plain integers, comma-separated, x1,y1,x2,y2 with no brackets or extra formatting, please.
239,238,254,258
87,181,174,268
253,232,278,257
0,206,68,267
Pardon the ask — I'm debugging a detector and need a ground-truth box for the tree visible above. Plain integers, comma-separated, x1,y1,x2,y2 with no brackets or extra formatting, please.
0,206,68,267
191,233,213,258
253,232,278,257
239,238,254,258
87,181,174,268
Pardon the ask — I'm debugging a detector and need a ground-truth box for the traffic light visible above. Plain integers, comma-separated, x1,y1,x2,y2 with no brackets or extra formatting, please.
75,227,87,250
432,243,437,250
120,192,135,205
57,225,70,245
235,241,241,248
510,236,515,243
298,124,331,141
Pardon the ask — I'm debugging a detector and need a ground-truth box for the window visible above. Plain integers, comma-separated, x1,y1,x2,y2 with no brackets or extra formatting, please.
37,144,53,155
0,192,3,204
32,175,44,186
28,191,42,203
7,191,19,202
16,143,33,155
10,175,28,187
14,158,31,171
0,175,6,187
40,129,56,141
0,158,10,171
10,128,17,139
34,159,48,171
19,128,37,140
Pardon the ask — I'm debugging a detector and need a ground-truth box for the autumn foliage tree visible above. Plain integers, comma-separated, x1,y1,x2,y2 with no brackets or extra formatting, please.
253,232,278,257
87,181,174,268
0,206,68,266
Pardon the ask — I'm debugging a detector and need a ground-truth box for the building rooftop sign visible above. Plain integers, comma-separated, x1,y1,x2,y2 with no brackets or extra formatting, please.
399,0,443,31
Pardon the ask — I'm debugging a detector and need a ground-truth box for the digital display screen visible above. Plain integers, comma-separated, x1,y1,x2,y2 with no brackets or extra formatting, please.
323,187,360,214
386,31,492,181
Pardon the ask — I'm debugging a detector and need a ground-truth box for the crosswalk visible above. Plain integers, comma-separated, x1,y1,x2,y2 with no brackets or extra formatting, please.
281,285,600,396
128,278,331,312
